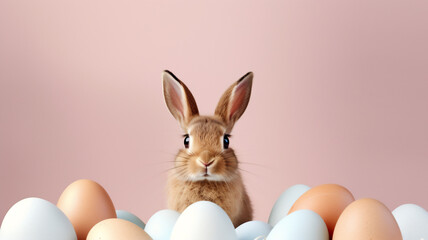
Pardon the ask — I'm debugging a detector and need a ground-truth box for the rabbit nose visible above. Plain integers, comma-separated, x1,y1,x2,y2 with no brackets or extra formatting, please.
198,159,214,168
198,151,215,167
203,161,214,167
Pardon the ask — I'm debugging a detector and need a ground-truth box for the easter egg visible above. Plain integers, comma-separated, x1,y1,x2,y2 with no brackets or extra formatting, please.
268,184,310,226
333,198,402,240
87,218,152,240
236,221,272,240
1,197,76,240
116,210,146,229
144,209,180,240
266,209,328,240
57,179,116,240
170,201,237,240
392,204,428,240
288,184,354,236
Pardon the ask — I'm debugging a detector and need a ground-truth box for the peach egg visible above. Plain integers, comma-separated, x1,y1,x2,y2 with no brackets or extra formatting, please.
333,198,402,240
57,179,117,240
288,184,354,236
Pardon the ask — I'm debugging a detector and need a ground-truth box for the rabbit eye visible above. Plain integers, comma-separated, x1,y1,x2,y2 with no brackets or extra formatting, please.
223,135,230,149
184,135,190,148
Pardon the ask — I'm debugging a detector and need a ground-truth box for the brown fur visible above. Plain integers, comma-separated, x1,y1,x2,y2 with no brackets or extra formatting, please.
162,71,254,227
167,176,253,227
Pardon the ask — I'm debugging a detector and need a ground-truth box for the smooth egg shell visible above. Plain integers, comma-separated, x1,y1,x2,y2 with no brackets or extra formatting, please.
144,209,180,240
235,220,272,240
392,204,428,240
266,209,329,240
333,198,402,240
87,218,152,240
57,179,117,240
116,210,146,230
268,184,310,226
1,197,76,240
170,201,237,240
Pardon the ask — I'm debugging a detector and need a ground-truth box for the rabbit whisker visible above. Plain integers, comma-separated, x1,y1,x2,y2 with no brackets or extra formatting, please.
237,167,259,177
238,161,267,167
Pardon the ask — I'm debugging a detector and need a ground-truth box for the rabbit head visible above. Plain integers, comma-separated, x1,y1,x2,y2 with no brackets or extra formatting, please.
162,70,253,182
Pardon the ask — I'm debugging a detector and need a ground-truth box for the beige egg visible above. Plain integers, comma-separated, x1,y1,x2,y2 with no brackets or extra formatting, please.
57,179,117,240
87,218,152,240
333,198,402,240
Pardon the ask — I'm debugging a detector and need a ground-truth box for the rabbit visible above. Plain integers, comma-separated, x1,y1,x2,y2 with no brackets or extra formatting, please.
162,70,254,227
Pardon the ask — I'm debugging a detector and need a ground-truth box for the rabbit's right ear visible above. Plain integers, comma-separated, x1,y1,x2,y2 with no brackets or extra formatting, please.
162,70,199,130
215,72,253,132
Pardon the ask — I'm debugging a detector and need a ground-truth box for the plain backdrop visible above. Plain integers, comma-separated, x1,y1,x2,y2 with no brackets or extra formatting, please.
1,0,427,223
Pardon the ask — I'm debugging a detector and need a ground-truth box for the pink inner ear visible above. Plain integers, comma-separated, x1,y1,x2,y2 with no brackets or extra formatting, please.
169,82,184,116
229,81,248,119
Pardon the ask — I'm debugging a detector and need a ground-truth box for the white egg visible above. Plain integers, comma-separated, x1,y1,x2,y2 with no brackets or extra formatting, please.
116,210,146,229
0,197,77,240
144,209,180,240
392,204,428,240
266,209,328,240
268,184,310,226
236,221,272,240
170,201,237,240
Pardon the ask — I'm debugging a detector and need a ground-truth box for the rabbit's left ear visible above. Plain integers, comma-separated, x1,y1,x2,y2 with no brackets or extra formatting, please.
215,72,253,132
163,70,199,130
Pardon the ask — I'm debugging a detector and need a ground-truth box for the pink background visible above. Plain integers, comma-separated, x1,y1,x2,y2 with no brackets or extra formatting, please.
1,0,427,223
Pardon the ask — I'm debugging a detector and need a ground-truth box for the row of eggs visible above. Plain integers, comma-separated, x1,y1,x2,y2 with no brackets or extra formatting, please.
0,179,427,240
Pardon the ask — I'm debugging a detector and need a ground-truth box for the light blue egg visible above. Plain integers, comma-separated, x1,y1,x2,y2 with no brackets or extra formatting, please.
145,209,180,240
268,184,310,226
236,221,272,240
0,198,77,240
116,210,146,229
266,209,328,240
